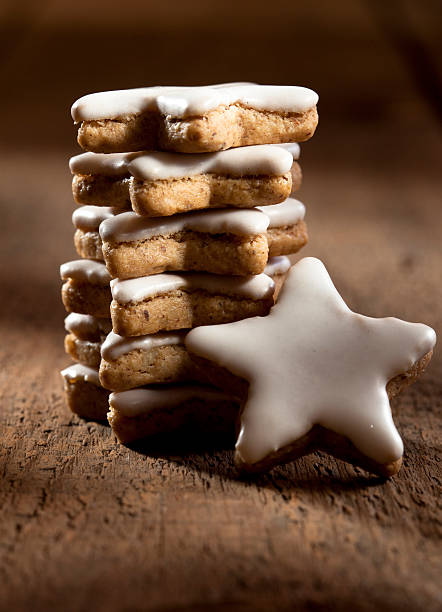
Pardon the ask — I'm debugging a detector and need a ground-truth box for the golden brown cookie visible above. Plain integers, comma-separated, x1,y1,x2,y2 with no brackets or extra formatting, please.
72,84,318,153
100,209,269,279
60,260,111,317
110,272,275,337
70,145,301,215
99,330,204,391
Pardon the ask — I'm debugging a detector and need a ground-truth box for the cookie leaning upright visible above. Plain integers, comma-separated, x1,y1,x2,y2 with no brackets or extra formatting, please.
185,257,437,477
71,84,318,153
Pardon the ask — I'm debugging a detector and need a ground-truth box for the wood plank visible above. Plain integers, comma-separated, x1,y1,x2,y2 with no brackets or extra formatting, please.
0,2,440,609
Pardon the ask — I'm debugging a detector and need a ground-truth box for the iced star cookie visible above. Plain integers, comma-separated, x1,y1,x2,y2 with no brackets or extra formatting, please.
61,363,110,421
258,197,307,257
100,208,269,279
72,83,318,154
60,260,111,317
99,330,204,391
70,144,302,215
73,206,121,261
108,385,238,445
110,272,275,337
64,313,112,368
186,257,436,477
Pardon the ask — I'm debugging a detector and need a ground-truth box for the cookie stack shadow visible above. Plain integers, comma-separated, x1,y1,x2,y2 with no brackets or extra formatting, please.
60,84,318,450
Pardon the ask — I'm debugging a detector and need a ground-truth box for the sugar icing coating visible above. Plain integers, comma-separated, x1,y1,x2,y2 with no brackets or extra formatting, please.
69,143,299,180
185,257,436,466
61,363,101,386
101,330,186,361
100,208,269,243
109,385,233,417
127,145,293,180
64,313,111,337
264,256,291,277
60,260,111,285
258,198,305,228
277,143,300,160
69,152,136,176
111,272,275,305
72,83,319,122
72,206,119,231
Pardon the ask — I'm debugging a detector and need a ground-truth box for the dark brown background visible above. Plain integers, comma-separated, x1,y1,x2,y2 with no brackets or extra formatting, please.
0,1,441,611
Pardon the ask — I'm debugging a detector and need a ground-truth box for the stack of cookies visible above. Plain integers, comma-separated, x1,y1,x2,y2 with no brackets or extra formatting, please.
60,83,319,444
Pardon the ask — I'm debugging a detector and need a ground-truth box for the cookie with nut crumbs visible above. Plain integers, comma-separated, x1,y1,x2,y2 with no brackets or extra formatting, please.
110,272,275,337
70,144,302,215
99,330,205,391
100,208,269,279
72,83,318,154
185,257,436,477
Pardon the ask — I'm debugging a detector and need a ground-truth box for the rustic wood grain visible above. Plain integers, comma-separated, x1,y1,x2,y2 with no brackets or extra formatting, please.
0,1,441,610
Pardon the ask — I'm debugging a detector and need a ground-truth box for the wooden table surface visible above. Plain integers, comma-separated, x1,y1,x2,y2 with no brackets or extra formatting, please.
0,2,441,610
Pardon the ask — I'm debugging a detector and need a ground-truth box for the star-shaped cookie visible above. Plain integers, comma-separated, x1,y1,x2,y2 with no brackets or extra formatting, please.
185,257,436,476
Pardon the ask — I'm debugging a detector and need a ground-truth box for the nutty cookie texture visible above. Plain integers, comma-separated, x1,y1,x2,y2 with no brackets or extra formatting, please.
110,272,275,337
185,257,436,477
71,84,318,153
99,208,269,279
70,144,302,215
99,330,203,391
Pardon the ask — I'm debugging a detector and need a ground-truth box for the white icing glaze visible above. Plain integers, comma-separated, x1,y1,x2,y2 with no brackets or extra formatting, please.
72,83,318,122
69,152,136,176
276,143,300,160
109,385,233,417
257,197,305,228
72,206,119,231
61,363,101,386
64,313,111,337
100,208,269,243
127,145,293,180
185,257,436,466
111,272,275,305
264,256,291,277
60,260,111,285
101,330,186,361
69,143,297,180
